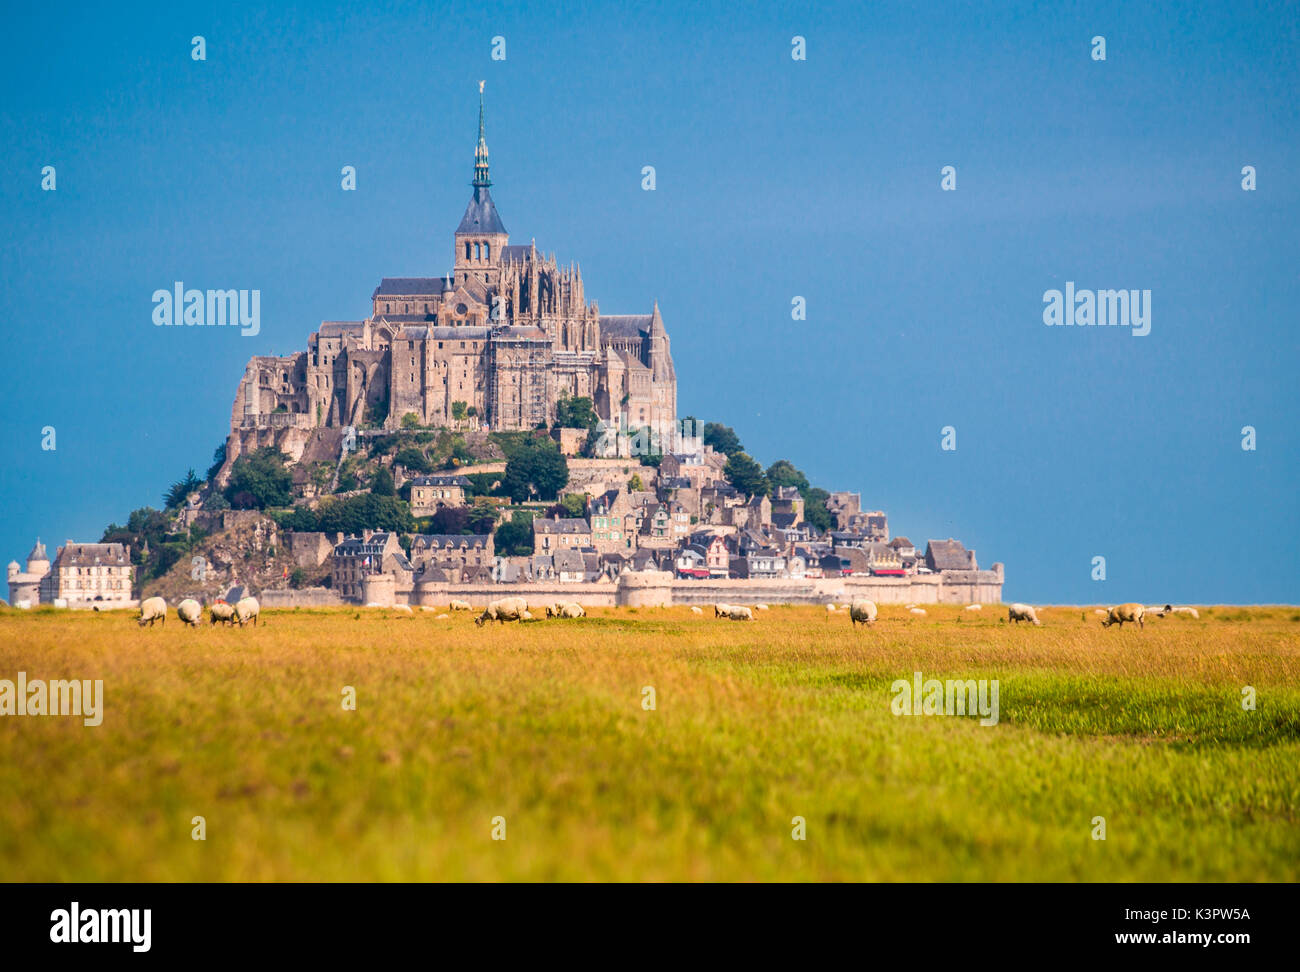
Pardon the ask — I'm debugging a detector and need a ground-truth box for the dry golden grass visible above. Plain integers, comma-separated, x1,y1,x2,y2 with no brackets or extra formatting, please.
1,602,1297,881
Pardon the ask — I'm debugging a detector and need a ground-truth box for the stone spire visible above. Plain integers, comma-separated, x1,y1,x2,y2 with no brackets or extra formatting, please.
473,80,491,189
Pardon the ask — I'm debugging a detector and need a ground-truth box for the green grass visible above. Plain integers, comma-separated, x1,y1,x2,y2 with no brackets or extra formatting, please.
0,603,1296,881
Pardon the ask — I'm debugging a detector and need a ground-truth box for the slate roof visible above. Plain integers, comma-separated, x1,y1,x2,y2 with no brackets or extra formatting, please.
924,539,975,571
600,315,652,339
53,542,130,568
501,244,532,263
408,475,473,487
534,518,591,535
456,186,507,235
412,534,491,549
373,278,451,297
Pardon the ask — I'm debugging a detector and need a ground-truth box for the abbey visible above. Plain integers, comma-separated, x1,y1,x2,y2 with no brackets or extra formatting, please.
231,85,676,437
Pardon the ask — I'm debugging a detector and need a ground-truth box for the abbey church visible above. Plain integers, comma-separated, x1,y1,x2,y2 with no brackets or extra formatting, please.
230,84,677,439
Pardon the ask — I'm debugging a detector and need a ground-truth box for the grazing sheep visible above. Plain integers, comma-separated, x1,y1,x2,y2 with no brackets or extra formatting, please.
234,596,260,627
176,598,202,627
449,599,472,612
964,604,982,612
849,600,878,627
1102,603,1145,629
826,604,837,613
909,607,927,617
690,606,704,615
713,603,732,618
726,605,754,621
394,604,413,614
754,603,769,611
137,596,167,628
1171,606,1200,619
210,600,236,626
476,596,529,626
1008,603,1042,626
520,610,539,622
435,613,450,620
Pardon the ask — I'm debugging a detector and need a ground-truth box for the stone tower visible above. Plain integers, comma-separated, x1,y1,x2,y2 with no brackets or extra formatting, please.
453,81,508,290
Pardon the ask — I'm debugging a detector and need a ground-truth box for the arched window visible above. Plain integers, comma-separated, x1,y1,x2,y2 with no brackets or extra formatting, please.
465,242,471,260
483,242,490,261
474,242,480,261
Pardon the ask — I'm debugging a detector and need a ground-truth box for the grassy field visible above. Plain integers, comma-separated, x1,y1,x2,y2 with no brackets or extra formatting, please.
1,602,1298,881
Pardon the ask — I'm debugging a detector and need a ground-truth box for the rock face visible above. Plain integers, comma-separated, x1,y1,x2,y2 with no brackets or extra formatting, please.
143,514,314,602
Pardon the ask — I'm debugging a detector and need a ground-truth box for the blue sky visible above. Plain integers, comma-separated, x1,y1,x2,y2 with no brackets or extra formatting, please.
1,0,1296,603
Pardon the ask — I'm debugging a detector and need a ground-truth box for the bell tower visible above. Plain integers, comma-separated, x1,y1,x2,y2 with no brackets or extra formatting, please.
454,81,509,288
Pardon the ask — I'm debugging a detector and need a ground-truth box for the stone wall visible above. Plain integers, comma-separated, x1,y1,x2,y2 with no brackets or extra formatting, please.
259,587,345,608
408,564,1004,608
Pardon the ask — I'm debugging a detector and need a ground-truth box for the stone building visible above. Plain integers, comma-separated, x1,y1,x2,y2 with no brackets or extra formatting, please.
225,84,677,472
8,541,135,608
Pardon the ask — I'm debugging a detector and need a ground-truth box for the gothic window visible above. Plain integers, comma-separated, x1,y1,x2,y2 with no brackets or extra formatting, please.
465,243,471,260
484,243,490,261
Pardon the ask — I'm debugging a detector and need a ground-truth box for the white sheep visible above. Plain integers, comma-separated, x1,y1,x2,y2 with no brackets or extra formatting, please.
449,599,472,612
909,607,927,617
754,603,769,611
849,600,878,627
964,604,982,612
234,596,260,627
727,605,755,621
210,600,236,626
1102,603,1145,629
176,598,202,627
137,596,167,628
1008,603,1042,625
826,604,837,613
476,596,529,626
690,606,703,615
558,602,585,618
713,603,732,618
1171,606,1200,619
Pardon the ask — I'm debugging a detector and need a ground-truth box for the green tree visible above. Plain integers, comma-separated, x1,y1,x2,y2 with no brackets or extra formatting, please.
224,447,292,509
394,447,432,473
703,422,744,457
451,400,469,422
803,487,833,532
467,500,499,534
164,468,202,510
628,473,643,492
555,395,598,430
724,451,768,498
205,443,227,483
501,436,569,503
400,411,422,430
370,466,395,497
494,511,535,556
766,459,810,494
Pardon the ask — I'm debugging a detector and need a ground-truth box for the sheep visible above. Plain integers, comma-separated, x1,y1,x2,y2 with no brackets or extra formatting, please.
1171,606,1200,619
234,596,260,627
727,605,754,621
713,603,732,618
1008,603,1042,625
909,607,927,616
561,602,586,618
137,596,167,628
476,596,529,626
825,604,837,614
394,604,413,614
1102,603,1145,629
176,598,202,627
449,599,472,612
435,613,450,620
849,599,878,627
690,606,704,615
520,610,539,623
964,604,982,612
754,603,769,611
210,600,236,626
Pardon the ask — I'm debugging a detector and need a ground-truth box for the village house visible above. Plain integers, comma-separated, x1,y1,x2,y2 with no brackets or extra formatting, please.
408,533,495,573
408,474,473,516
332,532,412,601
533,516,593,553
638,501,691,549
924,538,978,572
